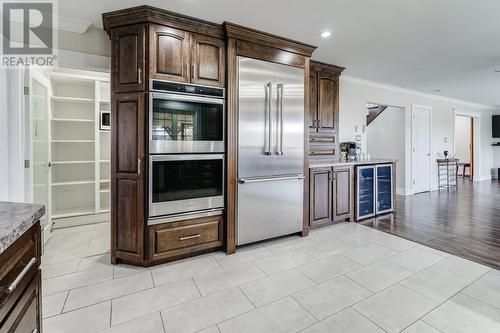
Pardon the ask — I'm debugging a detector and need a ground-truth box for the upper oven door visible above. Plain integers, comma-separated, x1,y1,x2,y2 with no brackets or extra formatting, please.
150,92,224,153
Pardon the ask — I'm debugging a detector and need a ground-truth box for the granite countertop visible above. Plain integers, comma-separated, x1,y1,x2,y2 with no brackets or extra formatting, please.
0,202,45,254
309,158,398,168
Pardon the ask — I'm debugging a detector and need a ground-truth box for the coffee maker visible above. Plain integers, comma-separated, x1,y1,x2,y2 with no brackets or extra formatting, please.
340,142,360,161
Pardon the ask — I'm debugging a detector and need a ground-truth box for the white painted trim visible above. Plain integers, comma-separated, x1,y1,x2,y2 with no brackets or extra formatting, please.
453,110,481,181
342,75,496,111
411,104,433,193
474,176,492,182
396,187,413,196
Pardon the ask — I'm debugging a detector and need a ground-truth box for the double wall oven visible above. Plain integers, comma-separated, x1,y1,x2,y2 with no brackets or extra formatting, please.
149,80,225,222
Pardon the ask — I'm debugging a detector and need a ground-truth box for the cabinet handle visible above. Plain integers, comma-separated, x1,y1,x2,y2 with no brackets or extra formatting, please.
0,257,36,298
191,64,195,79
317,120,321,128
138,68,142,85
179,234,201,241
138,158,141,175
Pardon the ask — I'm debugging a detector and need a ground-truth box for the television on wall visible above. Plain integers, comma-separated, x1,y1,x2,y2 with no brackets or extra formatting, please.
494,115,500,138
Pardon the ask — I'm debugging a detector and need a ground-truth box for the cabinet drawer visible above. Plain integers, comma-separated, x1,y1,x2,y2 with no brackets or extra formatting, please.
0,224,38,322
149,215,223,261
1,272,40,333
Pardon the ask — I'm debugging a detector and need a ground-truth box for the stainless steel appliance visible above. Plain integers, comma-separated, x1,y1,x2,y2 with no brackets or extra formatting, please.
237,57,305,245
149,154,224,218
149,80,225,154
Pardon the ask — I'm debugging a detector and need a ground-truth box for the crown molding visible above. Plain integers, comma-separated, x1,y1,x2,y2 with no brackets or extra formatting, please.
342,75,497,111
223,22,316,57
102,5,223,38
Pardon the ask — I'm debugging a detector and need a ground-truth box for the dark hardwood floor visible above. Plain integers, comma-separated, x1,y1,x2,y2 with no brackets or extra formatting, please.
361,178,500,270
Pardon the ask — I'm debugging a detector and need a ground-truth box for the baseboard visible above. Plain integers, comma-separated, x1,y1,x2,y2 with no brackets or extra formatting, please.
474,176,492,182
396,188,413,196
52,212,110,229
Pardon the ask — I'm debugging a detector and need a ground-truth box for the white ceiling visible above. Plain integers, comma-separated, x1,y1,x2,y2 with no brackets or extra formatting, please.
59,0,500,107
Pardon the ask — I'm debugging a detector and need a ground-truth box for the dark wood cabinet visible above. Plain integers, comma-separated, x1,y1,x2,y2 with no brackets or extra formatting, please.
318,73,337,132
332,166,354,221
150,25,225,87
308,61,344,158
150,24,191,83
103,6,228,266
111,24,146,92
191,33,226,87
309,166,353,227
0,223,41,333
111,92,146,265
148,215,223,264
309,167,333,226
308,72,318,129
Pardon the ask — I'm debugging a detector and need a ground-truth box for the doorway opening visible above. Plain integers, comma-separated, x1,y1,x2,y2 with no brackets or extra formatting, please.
454,115,474,181
365,102,407,195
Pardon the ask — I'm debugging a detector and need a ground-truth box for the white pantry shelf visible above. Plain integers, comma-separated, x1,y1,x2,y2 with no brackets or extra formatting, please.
52,180,95,186
51,160,95,165
51,118,94,123
52,96,95,103
51,140,95,143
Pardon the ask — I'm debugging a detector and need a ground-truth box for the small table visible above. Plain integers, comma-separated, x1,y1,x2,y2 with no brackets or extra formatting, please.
437,159,459,191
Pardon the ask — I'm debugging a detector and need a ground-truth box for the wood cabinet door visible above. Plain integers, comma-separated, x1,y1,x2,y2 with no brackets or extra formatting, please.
191,34,226,87
333,167,353,221
308,71,318,130
111,24,146,92
150,24,191,83
310,168,333,226
318,72,338,133
111,92,146,265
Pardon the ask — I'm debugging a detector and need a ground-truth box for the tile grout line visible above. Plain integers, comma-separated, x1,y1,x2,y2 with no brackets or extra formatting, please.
159,311,167,333
397,267,492,332
351,307,390,333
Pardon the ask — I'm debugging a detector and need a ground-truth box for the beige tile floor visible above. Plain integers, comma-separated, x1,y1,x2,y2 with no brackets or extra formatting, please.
41,222,500,333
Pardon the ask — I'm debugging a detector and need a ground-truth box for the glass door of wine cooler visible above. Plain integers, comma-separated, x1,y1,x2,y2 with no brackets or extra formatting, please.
376,164,393,214
356,166,376,220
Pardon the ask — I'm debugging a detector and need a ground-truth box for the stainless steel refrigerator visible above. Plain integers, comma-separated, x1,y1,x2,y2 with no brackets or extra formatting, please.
237,57,305,245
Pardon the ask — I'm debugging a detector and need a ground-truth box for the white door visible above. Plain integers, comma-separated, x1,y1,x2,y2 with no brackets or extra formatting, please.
412,106,431,193
26,68,52,244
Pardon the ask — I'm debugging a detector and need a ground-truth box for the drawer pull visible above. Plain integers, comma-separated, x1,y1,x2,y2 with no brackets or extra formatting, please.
1,257,36,295
179,234,201,241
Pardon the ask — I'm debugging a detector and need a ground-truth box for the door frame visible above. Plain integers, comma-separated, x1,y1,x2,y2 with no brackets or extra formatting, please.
25,67,53,243
454,110,481,181
411,104,432,193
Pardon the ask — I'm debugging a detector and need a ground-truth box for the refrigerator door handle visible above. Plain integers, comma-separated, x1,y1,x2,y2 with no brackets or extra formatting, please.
276,83,284,155
238,174,304,184
264,82,273,155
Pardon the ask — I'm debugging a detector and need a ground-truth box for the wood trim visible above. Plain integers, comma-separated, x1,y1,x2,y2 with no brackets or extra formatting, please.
310,60,345,76
236,40,306,68
103,5,223,38
224,22,316,57
302,57,310,236
225,38,238,254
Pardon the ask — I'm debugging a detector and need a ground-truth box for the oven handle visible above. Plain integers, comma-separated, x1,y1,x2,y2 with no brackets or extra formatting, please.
151,92,224,105
150,154,225,162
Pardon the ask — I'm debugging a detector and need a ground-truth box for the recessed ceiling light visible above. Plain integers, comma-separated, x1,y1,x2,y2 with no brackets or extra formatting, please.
320,31,332,38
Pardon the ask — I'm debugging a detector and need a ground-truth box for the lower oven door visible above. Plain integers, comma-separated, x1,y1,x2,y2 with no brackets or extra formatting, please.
149,154,224,218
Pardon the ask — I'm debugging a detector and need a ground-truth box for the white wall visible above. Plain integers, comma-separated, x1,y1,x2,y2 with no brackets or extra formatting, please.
454,116,471,164
339,76,496,193
366,106,406,192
